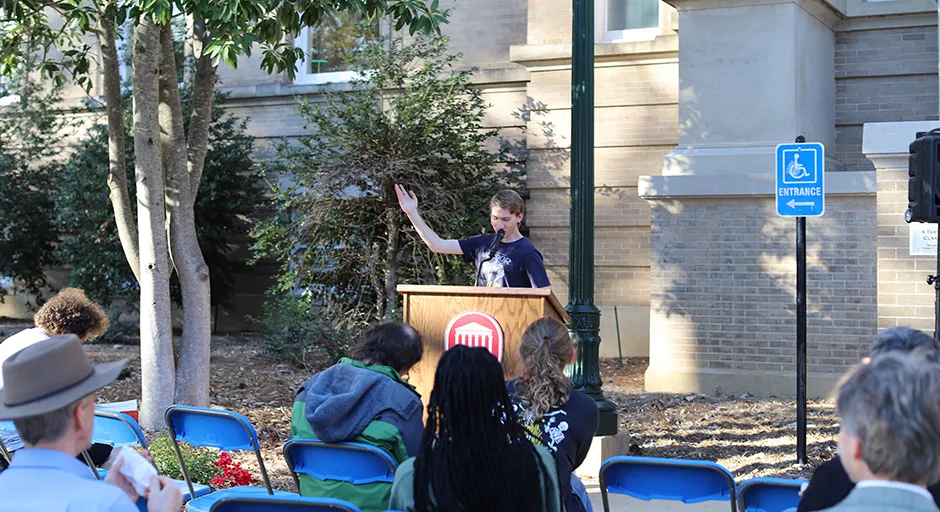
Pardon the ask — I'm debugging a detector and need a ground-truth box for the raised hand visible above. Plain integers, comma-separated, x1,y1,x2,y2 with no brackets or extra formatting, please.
395,183,418,215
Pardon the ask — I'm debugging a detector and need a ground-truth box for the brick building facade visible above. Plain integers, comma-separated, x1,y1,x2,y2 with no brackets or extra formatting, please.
3,0,938,398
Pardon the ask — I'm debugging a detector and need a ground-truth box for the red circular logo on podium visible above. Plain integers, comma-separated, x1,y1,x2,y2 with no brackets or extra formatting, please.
444,311,504,361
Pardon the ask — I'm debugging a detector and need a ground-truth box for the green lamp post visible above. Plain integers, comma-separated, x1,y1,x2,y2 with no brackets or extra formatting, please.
567,0,619,435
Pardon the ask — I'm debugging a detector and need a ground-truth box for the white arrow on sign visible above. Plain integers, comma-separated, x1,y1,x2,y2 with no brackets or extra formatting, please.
786,199,814,208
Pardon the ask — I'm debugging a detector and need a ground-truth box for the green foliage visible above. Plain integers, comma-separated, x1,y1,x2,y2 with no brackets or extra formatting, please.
255,291,352,370
0,0,446,90
54,85,262,310
184,86,262,310
92,321,138,346
149,433,219,484
251,35,520,329
54,124,137,307
0,76,71,306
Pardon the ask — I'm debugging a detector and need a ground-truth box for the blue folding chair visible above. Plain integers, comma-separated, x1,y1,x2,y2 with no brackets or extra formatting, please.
282,438,397,493
93,411,210,501
737,477,806,512
209,495,363,511
599,456,738,512
0,420,17,465
165,405,295,512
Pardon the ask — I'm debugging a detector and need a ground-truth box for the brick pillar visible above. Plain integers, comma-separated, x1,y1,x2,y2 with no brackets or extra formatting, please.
864,121,940,334
640,0,880,397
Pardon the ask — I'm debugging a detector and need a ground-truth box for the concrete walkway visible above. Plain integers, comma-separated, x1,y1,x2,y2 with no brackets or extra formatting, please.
584,480,730,512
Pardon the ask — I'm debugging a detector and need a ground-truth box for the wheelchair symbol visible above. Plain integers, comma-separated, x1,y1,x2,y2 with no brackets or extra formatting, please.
782,149,817,184
787,154,809,179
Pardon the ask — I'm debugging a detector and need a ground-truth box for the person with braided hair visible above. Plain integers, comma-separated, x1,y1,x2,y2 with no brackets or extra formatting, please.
388,344,561,512
508,316,599,512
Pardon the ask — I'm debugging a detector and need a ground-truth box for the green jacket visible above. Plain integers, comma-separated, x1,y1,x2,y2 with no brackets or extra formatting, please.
291,358,424,512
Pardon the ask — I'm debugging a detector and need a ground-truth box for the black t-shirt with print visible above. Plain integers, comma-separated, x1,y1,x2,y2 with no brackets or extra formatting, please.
507,379,599,512
459,233,551,288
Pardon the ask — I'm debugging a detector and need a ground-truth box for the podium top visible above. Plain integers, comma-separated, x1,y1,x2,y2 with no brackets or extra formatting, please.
397,285,570,323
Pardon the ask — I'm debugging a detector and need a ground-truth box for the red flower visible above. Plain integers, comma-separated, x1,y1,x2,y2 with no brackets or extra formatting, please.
211,451,255,489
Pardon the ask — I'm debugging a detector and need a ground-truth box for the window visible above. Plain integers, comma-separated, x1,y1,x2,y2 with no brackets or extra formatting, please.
596,0,662,43
294,13,380,85
0,74,19,106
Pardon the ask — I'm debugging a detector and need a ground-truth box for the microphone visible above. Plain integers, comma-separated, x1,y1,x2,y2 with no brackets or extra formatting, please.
476,229,505,286
487,229,506,259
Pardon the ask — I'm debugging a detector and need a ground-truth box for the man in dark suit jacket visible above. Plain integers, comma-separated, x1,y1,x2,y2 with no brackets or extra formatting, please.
799,457,940,511
799,326,940,512
814,351,940,512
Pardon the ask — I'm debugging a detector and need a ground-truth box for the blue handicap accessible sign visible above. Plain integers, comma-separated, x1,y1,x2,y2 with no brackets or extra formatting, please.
776,142,825,217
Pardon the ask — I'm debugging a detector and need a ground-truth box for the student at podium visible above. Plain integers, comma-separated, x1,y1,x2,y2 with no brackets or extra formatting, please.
395,184,550,288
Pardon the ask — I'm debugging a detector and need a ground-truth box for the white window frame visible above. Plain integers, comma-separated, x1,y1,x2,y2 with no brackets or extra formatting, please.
595,0,663,44
293,26,362,85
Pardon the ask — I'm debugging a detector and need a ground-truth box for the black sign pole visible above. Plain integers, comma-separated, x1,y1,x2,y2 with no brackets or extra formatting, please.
935,231,940,341
795,134,808,465
796,215,807,464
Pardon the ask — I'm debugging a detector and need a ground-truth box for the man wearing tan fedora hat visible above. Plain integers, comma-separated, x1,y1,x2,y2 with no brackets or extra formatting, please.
0,334,182,511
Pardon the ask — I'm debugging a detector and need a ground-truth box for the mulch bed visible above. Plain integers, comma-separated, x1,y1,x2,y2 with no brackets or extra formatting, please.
1,321,837,489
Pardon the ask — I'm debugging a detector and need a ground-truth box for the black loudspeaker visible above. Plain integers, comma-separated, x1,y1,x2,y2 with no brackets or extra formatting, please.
907,129,940,224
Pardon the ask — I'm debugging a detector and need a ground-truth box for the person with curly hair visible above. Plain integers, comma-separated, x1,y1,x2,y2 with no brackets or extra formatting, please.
0,289,110,384
507,317,599,512
32,288,110,341
0,287,114,468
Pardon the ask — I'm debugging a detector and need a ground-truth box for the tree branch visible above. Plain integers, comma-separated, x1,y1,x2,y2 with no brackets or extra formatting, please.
95,5,140,282
185,16,216,204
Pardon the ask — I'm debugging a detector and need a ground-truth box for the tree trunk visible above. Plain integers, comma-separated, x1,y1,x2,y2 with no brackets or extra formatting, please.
134,18,175,430
159,23,211,407
96,8,140,282
384,199,401,322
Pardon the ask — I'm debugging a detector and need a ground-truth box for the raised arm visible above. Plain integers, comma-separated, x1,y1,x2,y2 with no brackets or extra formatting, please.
396,184,463,255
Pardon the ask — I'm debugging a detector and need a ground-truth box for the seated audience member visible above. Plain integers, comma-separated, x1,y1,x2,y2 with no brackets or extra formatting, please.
0,334,182,511
0,287,110,379
508,317,598,512
291,322,424,512
389,344,562,512
817,351,940,512
0,288,114,467
799,326,940,511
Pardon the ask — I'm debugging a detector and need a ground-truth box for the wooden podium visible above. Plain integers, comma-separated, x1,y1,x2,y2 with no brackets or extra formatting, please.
398,285,570,404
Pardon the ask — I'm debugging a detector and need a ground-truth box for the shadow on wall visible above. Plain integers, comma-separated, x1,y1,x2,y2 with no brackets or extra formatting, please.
649,195,876,392
502,96,572,291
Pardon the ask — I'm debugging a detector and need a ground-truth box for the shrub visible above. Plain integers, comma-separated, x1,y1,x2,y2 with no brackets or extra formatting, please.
250,35,520,325
55,84,261,313
148,433,219,485
90,321,138,345
256,291,354,370
0,75,70,306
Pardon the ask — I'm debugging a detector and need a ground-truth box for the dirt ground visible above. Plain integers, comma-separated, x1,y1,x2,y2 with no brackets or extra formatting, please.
1,323,837,490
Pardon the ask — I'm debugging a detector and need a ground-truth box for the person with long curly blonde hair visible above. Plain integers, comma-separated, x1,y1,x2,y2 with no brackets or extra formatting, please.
508,317,599,512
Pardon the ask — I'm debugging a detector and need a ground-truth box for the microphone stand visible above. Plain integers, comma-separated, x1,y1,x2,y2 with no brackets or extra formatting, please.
475,229,504,286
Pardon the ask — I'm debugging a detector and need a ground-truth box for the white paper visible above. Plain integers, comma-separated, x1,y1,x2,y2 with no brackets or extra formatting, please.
116,448,158,495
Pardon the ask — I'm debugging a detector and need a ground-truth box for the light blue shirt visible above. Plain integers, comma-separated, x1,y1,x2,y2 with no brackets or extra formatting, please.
0,448,137,511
